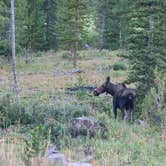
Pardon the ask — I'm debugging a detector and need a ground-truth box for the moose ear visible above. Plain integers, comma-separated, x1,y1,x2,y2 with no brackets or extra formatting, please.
106,76,110,84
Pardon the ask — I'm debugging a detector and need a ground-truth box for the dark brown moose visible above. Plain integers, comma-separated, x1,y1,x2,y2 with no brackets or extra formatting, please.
94,77,136,123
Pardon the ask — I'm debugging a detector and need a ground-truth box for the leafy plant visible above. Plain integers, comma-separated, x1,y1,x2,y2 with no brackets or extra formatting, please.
113,61,127,71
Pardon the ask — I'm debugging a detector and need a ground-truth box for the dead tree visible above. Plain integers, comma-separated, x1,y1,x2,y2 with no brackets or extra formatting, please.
10,0,19,101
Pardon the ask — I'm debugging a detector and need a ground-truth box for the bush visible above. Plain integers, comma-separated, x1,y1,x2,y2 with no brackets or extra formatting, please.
62,52,72,59
113,61,127,71
0,40,10,56
0,95,89,128
0,96,35,127
142,77,166,129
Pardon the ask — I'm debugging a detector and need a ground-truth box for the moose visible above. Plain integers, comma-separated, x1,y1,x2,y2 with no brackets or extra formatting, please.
93,77,136,123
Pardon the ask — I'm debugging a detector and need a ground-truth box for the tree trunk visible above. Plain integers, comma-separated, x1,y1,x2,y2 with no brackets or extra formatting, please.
10,0,20,101
99,11,106,51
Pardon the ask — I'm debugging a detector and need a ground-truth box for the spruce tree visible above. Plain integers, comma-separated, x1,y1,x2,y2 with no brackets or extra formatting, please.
0,0,10,58
96,0,129,50
125,0,166,113
57,0,88,67
43,0,57,50
26,0,46,51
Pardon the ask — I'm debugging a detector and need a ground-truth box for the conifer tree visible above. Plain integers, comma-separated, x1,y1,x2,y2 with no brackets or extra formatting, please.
124,0,166,112
43,0,57,50
26,0,46,51
0,0,10,58
57,0,88,67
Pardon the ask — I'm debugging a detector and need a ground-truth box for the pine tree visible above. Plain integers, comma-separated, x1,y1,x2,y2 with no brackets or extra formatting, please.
95,0,108,50
26,0,46,51
57,0,88,67
124,0,166,112
96,0,129,50
0,0,10,58
15,0,28,49
43,0,57,50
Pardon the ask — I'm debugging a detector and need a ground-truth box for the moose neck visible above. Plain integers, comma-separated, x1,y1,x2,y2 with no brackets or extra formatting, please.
105,82,117,96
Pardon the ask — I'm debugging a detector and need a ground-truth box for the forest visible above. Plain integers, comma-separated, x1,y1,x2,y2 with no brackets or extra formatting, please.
0,0,166,165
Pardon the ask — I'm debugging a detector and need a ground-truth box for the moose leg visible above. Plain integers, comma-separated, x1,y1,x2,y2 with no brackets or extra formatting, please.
129,109,134,123
121,108,128,123
113,98,117,120
129,103,134,123
113,106,117,120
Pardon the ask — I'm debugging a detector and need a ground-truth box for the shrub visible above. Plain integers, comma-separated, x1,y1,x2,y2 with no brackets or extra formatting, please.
0,96,35,128
113,61,127,71
62,52,72,59
0,95,89,129
142,77,166,129
0,40,10,56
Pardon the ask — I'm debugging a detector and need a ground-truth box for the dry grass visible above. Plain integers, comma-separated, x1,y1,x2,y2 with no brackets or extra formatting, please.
0,133,25,166
0,50,128,98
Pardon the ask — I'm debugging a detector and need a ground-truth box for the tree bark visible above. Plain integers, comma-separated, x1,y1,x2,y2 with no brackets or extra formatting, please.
11,0,20,101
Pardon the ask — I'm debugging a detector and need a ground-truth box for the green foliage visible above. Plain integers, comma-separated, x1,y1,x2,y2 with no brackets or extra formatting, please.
0,96,35,128
62,52,72,60
142,76,166,129
123,0,166,112
0,94,89,139
96,0,129,50
113,61,127,71
25,125,49,155
92,96,113,117
56,0,88,49
0,40,10,56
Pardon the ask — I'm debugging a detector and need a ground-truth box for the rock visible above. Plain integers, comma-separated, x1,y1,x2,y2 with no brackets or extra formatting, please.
137,119,145,125
45,145,68,166
44,145,94,166
45,145,59,157
69,117,108,138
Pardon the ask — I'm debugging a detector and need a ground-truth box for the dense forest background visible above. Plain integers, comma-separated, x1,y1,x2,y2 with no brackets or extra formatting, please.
0,0,166,165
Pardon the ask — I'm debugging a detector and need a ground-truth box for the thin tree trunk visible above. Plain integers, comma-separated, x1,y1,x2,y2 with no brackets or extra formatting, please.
99,11,106,51
11,0,19,101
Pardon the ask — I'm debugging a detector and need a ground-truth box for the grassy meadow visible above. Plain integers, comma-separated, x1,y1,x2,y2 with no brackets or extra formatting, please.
0,50,165,166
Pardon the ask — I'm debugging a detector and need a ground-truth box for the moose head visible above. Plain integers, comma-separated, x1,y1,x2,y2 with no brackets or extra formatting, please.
93,77,126,96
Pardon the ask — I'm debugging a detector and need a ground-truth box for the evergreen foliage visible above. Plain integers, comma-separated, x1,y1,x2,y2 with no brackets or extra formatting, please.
124,0,166,112
56,0,88,66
